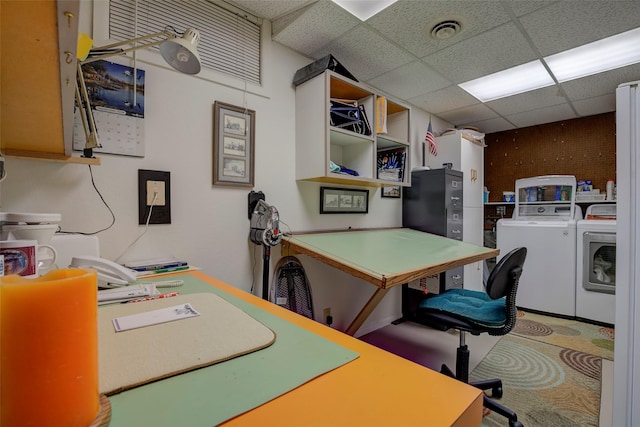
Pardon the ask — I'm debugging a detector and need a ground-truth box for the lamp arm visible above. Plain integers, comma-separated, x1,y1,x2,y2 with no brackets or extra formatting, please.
76,63,100,150
92,30,174,51
82,30,176,64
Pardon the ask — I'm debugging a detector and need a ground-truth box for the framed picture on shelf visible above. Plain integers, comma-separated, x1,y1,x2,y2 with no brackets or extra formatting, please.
377,147,406,182
381,186,401,198
320,187,369,214
213,101,255,187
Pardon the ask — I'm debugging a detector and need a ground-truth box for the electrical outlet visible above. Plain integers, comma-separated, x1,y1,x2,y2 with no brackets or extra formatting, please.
138,170,171,224
323,307,332,323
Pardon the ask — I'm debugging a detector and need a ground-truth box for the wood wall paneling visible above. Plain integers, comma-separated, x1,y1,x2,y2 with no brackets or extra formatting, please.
483,112,616,202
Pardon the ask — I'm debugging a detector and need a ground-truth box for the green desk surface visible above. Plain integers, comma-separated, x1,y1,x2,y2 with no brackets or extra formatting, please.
283,228,499,288
107,275,359,427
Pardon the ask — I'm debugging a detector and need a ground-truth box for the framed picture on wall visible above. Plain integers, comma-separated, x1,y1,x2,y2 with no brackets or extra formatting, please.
320,187,369,214
381,186,401,198
213,101,255,187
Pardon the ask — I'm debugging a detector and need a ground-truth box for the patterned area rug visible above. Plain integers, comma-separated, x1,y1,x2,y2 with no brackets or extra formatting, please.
511,311,614,361
471,311,614,427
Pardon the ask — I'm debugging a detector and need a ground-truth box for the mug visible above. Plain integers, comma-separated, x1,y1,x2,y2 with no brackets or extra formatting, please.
0,240,57,278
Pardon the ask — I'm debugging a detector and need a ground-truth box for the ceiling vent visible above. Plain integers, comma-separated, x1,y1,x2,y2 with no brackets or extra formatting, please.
430,20,462,40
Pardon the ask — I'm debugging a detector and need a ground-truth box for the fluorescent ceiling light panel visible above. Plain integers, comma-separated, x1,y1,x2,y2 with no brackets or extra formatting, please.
332,0,398,21
458,60,555,102
545,27,640,82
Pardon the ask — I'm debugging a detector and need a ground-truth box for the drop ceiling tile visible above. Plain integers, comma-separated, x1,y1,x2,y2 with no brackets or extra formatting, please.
520,1,640,56
504,0,555,17
486,85,567,116
407,86,480,114
272,2,359,56
367,61,450,100
272,3,317,36
561,63,640,101
423,23,537,83
438,104,499,126
573,94,616,117
505,103,576,128
311,26,415,81
366,0,510,58
464,117,516,135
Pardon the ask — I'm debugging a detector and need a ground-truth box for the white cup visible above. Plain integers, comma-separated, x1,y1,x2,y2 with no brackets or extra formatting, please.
0,239,57,278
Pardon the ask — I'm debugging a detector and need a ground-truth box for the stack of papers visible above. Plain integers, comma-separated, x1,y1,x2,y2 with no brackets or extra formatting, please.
124,257,190,276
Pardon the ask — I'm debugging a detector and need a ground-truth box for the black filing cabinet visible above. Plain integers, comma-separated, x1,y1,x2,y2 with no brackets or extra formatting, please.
402,169,464,317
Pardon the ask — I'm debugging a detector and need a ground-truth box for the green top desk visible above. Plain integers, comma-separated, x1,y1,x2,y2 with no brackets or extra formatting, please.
282,228,499,335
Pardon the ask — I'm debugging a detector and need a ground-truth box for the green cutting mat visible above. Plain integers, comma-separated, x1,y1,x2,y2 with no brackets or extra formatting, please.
107,275,359,427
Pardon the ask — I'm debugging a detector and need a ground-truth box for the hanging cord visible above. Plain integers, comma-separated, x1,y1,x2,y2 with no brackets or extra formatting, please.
57,164,116,235
114,192,157,263
250,240,262,294
234,13,249,115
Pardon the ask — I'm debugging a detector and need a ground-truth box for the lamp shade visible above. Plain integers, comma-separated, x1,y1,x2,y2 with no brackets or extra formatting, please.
160,28,201,75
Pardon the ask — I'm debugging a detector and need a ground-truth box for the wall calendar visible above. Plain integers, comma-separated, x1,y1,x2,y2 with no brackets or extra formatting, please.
73,60,145,157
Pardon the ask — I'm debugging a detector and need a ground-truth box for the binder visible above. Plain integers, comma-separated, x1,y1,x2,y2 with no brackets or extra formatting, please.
329,99,371,136
293,54,358,86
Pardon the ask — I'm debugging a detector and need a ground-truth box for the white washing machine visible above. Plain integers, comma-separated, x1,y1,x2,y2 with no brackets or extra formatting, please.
576,204,616,325
496,175,582,317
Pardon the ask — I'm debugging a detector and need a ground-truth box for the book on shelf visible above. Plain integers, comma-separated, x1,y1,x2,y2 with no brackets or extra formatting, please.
377,147,406,182
376,96,387,134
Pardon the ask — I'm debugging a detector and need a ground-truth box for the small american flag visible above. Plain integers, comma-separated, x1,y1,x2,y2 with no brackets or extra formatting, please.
426,119,437,156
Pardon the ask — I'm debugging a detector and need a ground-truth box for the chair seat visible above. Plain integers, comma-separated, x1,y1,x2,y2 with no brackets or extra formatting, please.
418,288,507,327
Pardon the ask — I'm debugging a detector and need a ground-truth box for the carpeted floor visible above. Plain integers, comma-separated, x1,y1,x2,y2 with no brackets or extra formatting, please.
472,311,614,427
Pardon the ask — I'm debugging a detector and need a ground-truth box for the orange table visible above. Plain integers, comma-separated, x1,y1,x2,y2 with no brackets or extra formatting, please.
192,272,482,426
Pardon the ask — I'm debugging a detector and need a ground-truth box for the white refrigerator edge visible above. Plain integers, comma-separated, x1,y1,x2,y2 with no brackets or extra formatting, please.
614,80,640,426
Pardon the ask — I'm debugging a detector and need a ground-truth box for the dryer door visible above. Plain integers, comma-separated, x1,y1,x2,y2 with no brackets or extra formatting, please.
582,231,616,294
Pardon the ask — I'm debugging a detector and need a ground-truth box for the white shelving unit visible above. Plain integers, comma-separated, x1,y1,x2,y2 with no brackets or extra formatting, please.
295,70,410,187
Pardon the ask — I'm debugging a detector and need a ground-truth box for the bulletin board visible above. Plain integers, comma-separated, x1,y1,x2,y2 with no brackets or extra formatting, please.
73,60,146,157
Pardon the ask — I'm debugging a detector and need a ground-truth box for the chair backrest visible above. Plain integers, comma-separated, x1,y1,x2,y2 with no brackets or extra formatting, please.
484,247,527,335
486,247,527,299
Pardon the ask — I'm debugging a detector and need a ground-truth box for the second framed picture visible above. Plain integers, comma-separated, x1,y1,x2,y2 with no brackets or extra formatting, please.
381,186,401,198
320,187,369,214
213,101,255,187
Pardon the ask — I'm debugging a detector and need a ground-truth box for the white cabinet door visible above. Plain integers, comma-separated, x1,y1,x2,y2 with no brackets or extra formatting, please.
460,139,484,208
431,134,484,208
463,206,484,291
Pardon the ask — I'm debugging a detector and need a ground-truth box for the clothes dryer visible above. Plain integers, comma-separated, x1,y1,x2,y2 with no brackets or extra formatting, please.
576,204,616,325
496,175,582,317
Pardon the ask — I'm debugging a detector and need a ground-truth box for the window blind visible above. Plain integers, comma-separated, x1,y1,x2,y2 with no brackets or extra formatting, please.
109,0,261,84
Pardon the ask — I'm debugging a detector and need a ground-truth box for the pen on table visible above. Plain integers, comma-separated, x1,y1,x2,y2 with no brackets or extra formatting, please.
126,292,180,303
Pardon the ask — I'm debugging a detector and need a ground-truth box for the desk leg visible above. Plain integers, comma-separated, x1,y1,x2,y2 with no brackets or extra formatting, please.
345,287,390,336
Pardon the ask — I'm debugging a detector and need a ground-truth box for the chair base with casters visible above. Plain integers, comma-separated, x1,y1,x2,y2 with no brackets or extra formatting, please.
415,247,527,427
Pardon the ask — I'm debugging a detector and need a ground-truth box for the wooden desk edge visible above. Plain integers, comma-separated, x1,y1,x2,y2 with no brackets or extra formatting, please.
187,271,484,427
282,239,500,289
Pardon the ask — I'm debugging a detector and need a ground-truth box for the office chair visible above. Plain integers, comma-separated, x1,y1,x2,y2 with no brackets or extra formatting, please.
415,247,527,427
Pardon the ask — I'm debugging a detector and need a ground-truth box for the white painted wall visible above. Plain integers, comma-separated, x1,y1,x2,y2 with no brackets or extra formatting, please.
0,2,451,336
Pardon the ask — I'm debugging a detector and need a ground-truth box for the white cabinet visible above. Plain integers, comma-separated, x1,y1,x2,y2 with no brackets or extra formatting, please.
432,133,484,207
429,133,485,290
295,70,410,187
